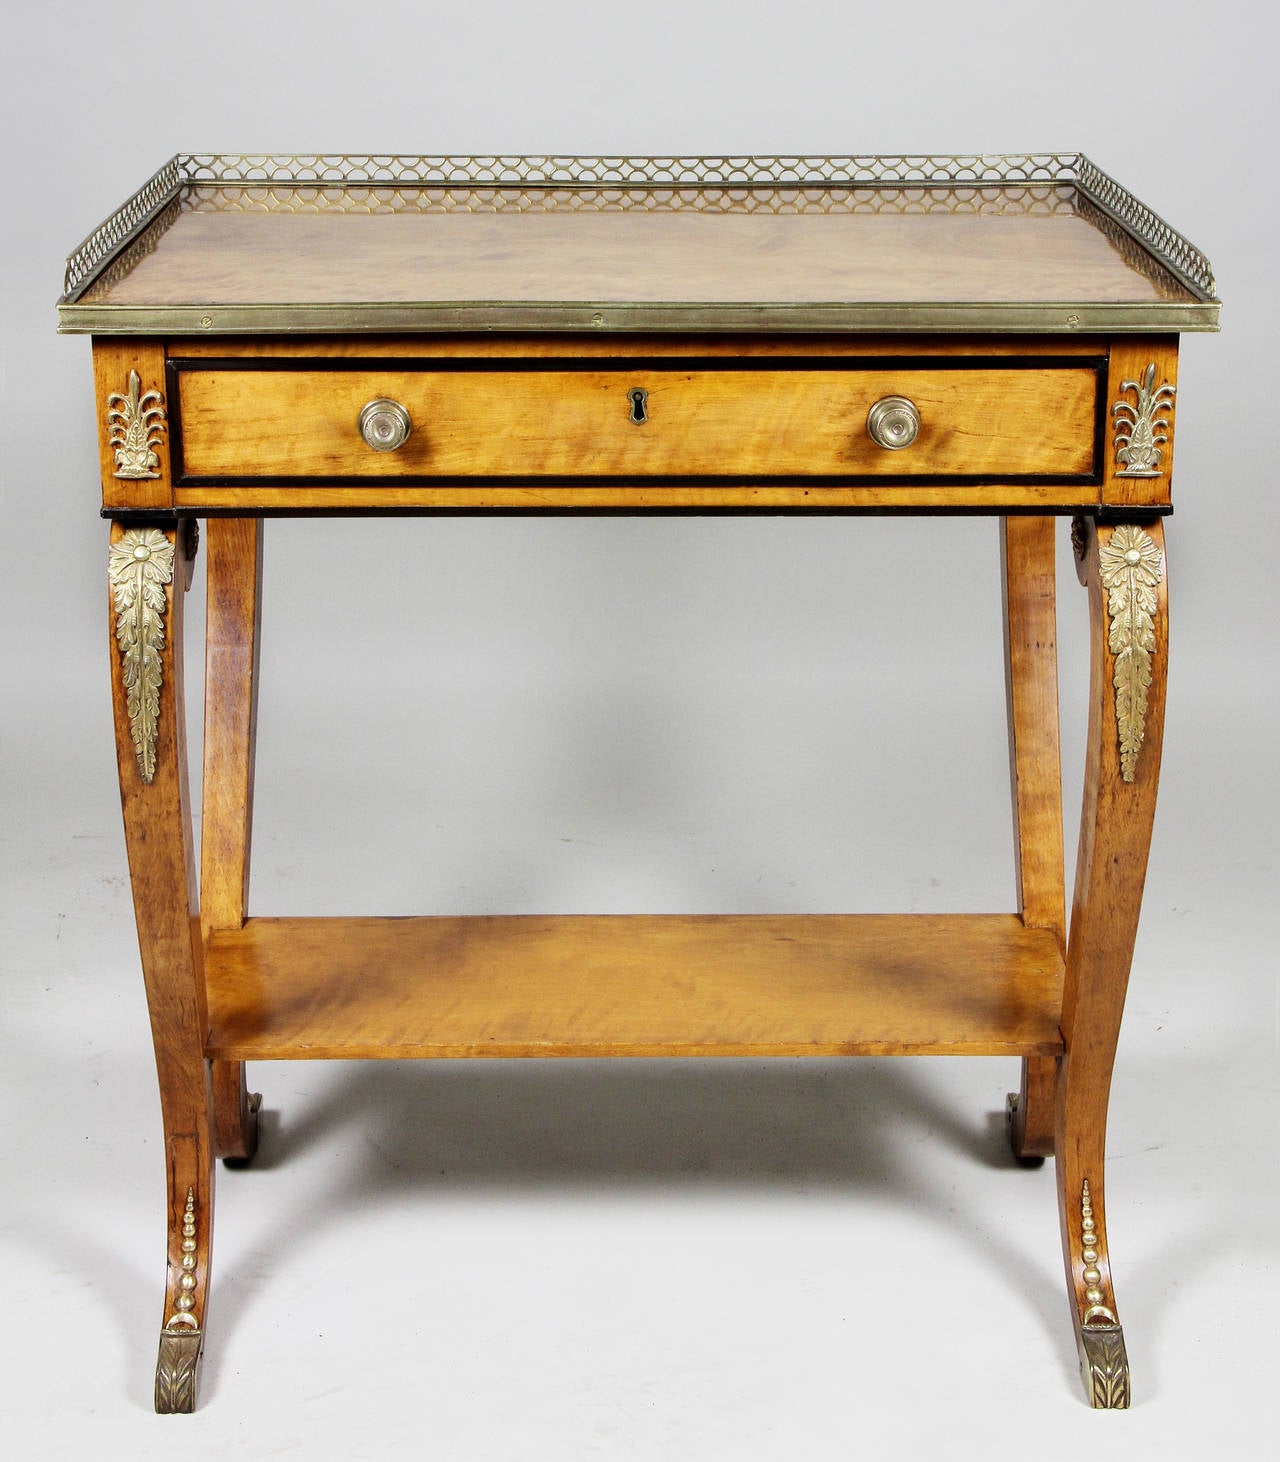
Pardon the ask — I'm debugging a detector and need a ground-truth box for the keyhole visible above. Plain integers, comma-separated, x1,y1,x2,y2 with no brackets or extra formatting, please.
628,387,649,425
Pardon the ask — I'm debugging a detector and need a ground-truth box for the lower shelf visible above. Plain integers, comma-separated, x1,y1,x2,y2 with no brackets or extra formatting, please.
203,913,1065,1060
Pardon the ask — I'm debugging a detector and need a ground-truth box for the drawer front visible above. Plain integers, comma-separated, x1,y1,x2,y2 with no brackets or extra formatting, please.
171,361,1101,483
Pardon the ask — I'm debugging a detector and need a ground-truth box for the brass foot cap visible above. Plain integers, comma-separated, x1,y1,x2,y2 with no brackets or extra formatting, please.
155,1327,203,1413
1079,1323,1130,1409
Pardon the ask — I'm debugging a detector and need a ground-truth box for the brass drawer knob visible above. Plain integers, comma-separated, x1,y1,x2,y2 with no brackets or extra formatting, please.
866,395,920,450
359,398,412,452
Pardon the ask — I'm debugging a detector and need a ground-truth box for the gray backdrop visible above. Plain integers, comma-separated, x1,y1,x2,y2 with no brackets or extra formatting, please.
2,3,1275,1456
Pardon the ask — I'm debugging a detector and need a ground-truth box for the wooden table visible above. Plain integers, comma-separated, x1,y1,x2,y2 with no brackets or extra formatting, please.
58,154,1220,1413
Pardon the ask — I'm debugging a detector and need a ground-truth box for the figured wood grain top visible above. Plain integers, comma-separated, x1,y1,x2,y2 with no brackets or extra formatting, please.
84,197,1195,310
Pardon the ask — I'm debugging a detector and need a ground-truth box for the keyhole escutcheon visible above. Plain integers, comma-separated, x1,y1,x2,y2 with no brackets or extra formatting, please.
628,387,649,425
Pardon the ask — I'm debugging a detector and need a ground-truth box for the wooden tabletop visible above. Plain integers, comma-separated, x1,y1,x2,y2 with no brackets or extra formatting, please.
58,157,1219,333
83,186,1196,308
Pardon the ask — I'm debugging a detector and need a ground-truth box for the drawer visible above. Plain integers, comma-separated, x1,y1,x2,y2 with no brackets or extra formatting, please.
170,361,1102,483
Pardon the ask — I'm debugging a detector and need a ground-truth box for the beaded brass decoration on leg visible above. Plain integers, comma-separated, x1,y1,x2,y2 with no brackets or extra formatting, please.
155,1188,203,1414
1076,1180,1130,1409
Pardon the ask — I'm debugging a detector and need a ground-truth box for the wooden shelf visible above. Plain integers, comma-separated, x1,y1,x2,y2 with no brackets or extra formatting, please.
203,913,1064,1060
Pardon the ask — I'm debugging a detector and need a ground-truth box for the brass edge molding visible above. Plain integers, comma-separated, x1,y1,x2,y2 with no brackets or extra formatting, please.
109,527,175,784
59,296,1223,338
1111,363,1175,477
1097,525,1163,782
107,369,167,479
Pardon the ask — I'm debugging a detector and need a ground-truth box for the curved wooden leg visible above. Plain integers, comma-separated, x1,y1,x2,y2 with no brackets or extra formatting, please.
1007,1056,1057,1167
1001,517,1066,1162
212,1060,261,1166
202,519,265,1164
109,519,214,1412
1056,515,1169,1408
